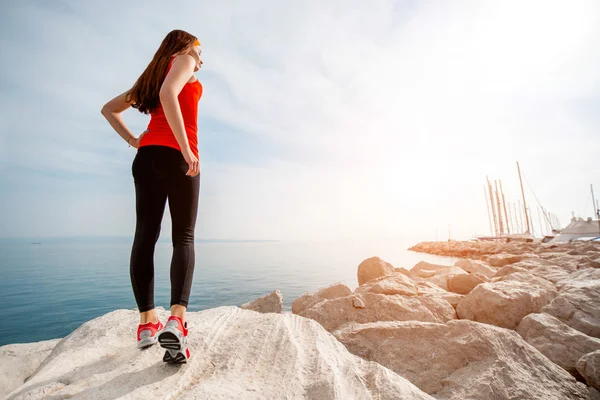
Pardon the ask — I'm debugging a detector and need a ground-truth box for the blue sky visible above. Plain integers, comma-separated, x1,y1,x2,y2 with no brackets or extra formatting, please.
1,0,599,241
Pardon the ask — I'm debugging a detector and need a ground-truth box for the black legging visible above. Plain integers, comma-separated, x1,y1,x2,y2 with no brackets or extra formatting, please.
129,145,200,312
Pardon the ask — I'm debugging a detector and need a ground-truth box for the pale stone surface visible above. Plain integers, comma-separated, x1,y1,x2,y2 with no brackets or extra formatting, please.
291,282,351,314
240,289,283,313
299,292,455,332
557,268,600,290
357,257,394,286
577,350,600,391
4,307,433,400
394,266,412,276
354,273,418,296
543,280,600,338
457,280,557,329
412,265,468,291
454,259,497,278
447,273,485,295
497,272,557,291
517,313,600,378
483,253,524,268
411,261,463,276
333,319,590,400
415,281,464,309
493,264,530,278
0,338,61,399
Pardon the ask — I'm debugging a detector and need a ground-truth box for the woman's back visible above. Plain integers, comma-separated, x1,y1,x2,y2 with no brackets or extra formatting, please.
140,56,203,157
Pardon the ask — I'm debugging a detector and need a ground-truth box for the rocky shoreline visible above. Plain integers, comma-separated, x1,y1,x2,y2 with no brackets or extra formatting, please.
2,240,599,399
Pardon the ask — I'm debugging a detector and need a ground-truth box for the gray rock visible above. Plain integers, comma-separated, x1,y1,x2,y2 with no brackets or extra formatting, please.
357,257,395,286
292,282,351,314
240,289,283,313
457,280,557,329
577,350,600,391
517,313,600,378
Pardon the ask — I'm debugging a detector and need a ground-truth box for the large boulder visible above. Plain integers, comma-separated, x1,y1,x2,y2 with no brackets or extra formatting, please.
577,350,600,391
354,273,418,296
454,259,497,278
543,280,600,338
292,283,351,314
493,264,530,278
240,289,283,313
411,264,468,291
517,313,600,378
415,281,464,309
497,272,556,291
411,261,463,276
457,280,557,329
333,319,590,400
483,253,525,268
4,306,433,400
447,273,485,295
299,292,455,332
357,257,394,286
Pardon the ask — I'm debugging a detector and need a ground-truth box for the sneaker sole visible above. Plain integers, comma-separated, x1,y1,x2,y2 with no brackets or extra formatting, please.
137,336,158,349
163,349,188,364
158,330,184,350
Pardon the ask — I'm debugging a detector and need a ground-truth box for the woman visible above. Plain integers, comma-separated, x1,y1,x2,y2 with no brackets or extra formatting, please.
101,29,203,364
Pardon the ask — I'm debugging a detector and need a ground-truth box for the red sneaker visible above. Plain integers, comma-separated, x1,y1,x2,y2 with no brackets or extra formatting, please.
136,319,164,349
158,315,191,363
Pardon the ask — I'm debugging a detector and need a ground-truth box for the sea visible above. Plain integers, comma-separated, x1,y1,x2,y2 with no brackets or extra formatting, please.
0,237,457,346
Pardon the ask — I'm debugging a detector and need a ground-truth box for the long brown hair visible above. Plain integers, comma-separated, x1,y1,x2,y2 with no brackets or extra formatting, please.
126,29,198,114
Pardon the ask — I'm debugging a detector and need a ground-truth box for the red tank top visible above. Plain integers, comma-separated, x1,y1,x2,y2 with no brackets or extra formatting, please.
139,56,203,157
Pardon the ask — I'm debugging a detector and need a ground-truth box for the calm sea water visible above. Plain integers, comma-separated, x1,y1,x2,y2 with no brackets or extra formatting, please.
0,238,457,346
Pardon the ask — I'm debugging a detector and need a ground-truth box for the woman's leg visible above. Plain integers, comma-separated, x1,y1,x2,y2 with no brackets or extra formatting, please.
166,154,200,324
130,149,168,323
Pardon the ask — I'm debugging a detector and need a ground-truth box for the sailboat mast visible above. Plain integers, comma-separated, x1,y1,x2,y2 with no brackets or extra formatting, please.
495,180,504,235
499,180,510,235
484,185,494,236
517,162,531,235
487,177,498,236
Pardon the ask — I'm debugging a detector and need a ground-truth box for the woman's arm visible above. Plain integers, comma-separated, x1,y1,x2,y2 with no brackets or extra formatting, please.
159,54,196,154
160,54,200,176
100,91,143,147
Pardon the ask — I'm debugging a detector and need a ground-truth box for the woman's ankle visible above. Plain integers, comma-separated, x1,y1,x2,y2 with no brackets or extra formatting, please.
139,309,158,324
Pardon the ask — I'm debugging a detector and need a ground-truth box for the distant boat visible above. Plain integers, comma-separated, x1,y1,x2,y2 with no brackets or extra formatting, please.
550,217,600,243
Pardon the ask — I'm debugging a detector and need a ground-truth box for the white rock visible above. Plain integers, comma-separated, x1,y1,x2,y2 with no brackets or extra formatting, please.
543,280,600,338
354,272,418,296
299,292,455,332
292,282,351,314
457,280,557,329
333,319,590,400
240,289,283,313
4,307,433,400
447,273,485,295
454,259,497,278
415,281,464,309
411,261,463,276
0,338,61,399
517,313,600,378
357,256,395,286
483,253,525,268
557,268,600,290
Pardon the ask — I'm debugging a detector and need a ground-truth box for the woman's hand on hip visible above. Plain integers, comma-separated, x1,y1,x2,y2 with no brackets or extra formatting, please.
129,131,147,149
182,148,200,177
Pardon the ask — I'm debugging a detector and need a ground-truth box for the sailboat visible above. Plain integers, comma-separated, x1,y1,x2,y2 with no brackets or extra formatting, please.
550,185,600,243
